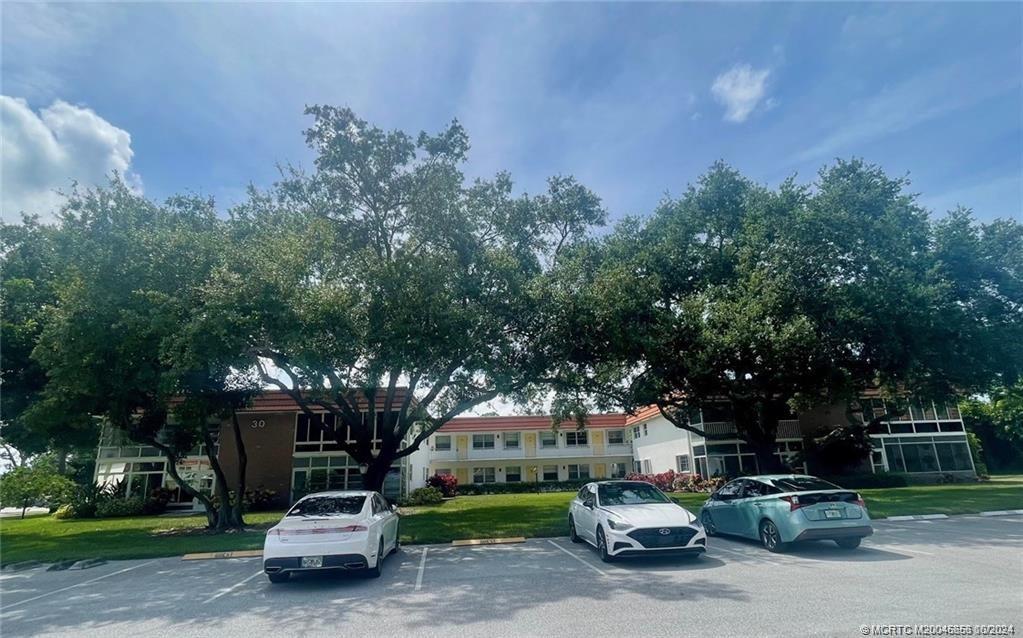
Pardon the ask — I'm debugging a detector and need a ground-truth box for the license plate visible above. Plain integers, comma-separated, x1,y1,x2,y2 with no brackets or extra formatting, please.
301,556,323,568
824,509,842,519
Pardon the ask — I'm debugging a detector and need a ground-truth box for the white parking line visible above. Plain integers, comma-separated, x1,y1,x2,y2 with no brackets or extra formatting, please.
415,547,428,591
205,569,264,603
1,559,159,612
547,540,608,578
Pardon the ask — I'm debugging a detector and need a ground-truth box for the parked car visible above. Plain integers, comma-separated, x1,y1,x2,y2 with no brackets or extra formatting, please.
263,490,400,582
568,480,707,562
698,474,873,552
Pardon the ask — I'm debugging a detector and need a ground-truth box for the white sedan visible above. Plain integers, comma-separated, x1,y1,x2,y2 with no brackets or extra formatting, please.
568,480,706,562
263,490,400,582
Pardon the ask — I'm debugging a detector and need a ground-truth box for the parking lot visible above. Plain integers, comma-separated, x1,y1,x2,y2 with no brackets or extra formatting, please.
2,515,1021,637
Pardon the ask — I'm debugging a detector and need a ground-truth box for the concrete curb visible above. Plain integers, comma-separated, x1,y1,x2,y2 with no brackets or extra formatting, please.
979,509,1023,517
69,558,107,570
882,514,950,521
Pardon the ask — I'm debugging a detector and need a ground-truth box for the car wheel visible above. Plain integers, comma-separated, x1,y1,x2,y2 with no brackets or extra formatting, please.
701,511,717,537
596,527,615,563
569,516,581,543
267,571,290,584
366,538,384,578
759,520,787,553
835,537,861,550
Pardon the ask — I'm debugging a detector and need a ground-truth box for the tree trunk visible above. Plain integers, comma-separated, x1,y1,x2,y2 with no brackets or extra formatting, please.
359,453,394,494
21,499,28,519
229,409,248,528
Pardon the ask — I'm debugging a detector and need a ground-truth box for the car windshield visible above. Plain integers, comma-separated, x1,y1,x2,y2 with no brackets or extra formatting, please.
287,495,366,517
769,477,842,493
598,482,671,506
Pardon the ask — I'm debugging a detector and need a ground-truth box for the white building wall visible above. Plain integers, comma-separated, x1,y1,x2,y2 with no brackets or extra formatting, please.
628,415,692,474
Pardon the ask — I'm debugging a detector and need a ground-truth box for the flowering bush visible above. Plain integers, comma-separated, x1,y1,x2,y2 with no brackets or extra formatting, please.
625,471,723,493
426,473,458,497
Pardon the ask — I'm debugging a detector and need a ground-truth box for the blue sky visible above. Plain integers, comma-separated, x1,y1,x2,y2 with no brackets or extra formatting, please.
2,2,1020,224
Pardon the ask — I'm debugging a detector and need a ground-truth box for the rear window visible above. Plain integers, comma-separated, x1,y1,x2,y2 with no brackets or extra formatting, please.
287,495,366,517
769,477,842,493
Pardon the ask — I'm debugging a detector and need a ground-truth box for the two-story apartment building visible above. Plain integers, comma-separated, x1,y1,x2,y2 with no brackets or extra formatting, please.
413,414,633,486
94,390,975,511
625,393,974,481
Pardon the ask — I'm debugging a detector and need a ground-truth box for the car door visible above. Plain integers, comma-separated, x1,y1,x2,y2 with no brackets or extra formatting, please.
707,479,745,535
735,479,776,538
378,494,399,550
573,485,598,543
371,494,395,551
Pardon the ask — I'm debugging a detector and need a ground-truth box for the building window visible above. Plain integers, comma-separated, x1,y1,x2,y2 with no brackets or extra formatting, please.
565,431,588,446
607,430,625,445
472,467,496,483
540,432,558,448
504,432,520,449
506,466,522,482
609,462,627,478
675,454,691,473
567,464,590,480
642,424,648,436
882,436,972,473
542,465,559,481
435,468,452,476
295,413,345,453
632,426,640,439
292,455,360,499
472,434,495,450
633,460,642,473
435,435,452,451
642,459,652,473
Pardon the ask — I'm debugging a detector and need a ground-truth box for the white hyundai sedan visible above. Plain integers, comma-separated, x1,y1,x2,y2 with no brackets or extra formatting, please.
263,490,400,583
568,480,706,562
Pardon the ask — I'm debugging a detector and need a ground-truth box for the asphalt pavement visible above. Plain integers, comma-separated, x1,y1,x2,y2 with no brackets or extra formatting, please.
2,514,1021,637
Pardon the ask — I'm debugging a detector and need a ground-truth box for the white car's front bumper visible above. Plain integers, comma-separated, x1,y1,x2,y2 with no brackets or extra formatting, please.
604,524,707,557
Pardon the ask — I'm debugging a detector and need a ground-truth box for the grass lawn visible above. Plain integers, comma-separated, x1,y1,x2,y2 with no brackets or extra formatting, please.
2,476,1020,565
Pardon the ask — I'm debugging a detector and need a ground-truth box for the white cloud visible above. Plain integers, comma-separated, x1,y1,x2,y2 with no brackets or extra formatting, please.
710,64,771,123
1,96,141,223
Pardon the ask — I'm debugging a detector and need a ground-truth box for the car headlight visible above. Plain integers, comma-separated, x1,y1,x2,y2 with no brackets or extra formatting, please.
606,518,633,531
691,516,703,529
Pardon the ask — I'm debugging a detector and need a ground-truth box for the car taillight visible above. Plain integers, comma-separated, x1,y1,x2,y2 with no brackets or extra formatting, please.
780,495,803,511
336,525,367,533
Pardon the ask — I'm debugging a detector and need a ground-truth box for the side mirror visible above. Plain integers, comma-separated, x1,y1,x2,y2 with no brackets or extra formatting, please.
584,500,594,510
390,503,399,513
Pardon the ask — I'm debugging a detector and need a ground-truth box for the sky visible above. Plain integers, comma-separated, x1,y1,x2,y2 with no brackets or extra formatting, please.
1,2,1021,225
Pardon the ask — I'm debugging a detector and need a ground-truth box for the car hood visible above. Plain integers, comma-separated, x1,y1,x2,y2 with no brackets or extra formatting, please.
601,503,696,527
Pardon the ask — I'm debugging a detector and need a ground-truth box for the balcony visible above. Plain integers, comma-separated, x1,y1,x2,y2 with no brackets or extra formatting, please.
696,420,802,440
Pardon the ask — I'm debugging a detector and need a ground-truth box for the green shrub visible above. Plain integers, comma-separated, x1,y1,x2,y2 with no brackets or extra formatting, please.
95,496,146,518
407,487,444,505
52,504,76,519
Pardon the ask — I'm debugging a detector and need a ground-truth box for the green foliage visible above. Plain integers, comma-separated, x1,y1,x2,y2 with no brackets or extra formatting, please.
801,425,875,474
0,463,76,514
405,487,444,506
95,496,146,518
548,160,1023,471
455,479,594,495
963,384,1023,473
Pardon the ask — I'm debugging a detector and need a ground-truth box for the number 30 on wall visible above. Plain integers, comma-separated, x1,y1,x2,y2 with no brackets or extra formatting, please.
250,419,266,429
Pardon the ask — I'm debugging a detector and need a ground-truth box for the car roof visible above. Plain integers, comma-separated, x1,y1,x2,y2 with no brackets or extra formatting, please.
742,474,817,481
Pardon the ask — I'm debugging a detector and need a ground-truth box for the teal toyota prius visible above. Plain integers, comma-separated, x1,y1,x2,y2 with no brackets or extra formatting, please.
698,475,873,552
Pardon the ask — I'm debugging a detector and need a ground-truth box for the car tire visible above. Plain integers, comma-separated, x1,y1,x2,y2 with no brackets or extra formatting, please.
596,527,615,563
701,511,718,537
835,537,861,550
759,519,787,553
366,538,384,578
267,571,290,584
569,516,581,543
391,523,401,555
